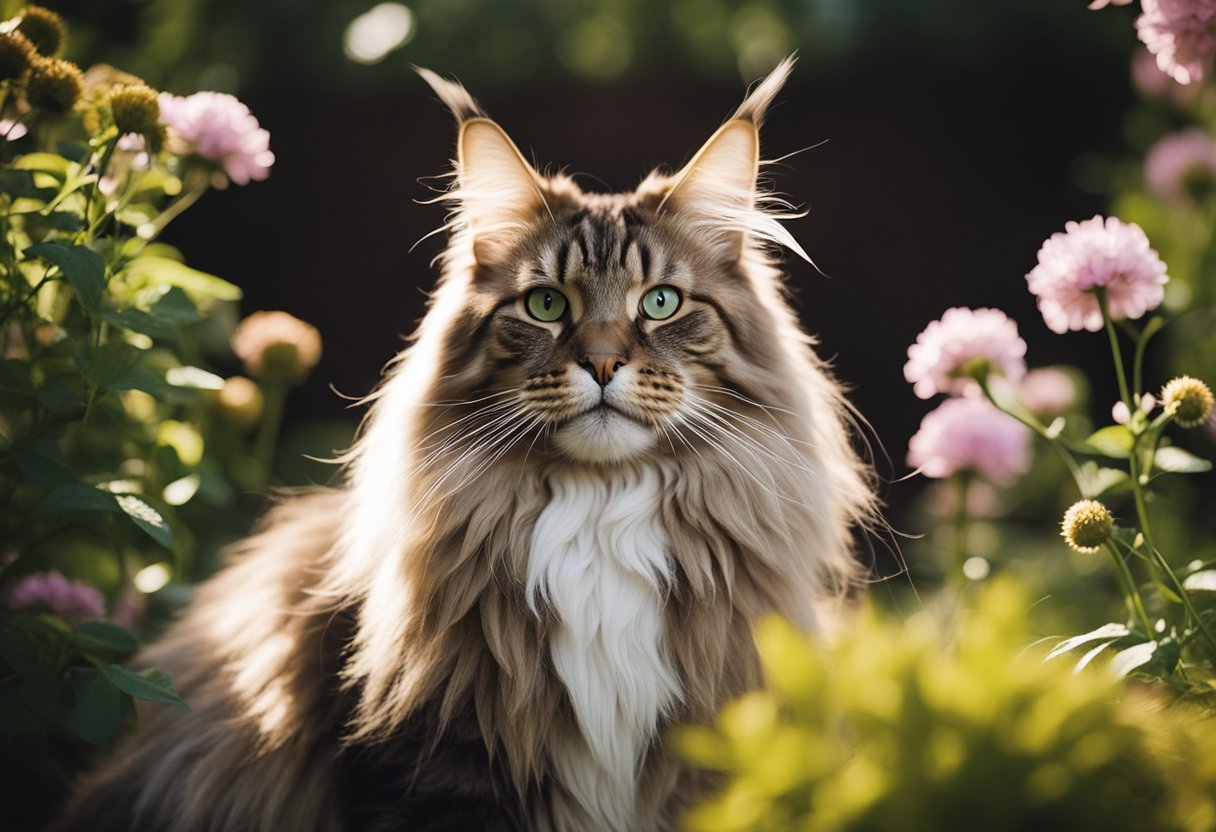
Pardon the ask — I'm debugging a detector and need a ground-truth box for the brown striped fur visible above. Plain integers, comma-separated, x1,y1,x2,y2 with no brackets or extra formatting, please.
57,59,874,831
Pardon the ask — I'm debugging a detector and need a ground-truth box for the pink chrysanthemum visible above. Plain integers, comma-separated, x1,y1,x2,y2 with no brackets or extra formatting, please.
1136,0,1216,85
907,397,1032,484
903,307,1027,399
1026,216,1169,334
4,570,105,621
157,91,275,185
1019,367,1077,417
1144,128,1216,200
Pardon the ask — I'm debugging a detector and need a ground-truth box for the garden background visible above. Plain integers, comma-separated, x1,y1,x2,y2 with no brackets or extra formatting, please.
6,0,1216,829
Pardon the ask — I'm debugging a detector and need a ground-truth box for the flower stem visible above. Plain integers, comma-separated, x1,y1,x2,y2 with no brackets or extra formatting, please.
979,381,1087,495
1104,541,1153,637
1096,291,1216,658
1096,288,1133,410
253,379,287,487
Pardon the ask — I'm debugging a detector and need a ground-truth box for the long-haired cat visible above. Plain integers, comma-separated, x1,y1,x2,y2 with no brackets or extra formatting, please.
56,58,874,832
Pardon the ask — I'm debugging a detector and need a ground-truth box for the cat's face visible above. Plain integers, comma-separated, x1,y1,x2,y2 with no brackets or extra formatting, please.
480,201,765,463
426,72,804,466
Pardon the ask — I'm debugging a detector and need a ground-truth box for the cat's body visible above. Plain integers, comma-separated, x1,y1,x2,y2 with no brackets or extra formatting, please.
57,60,873,831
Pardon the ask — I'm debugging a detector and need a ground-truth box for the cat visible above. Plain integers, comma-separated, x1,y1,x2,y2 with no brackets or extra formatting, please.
56,58,874,832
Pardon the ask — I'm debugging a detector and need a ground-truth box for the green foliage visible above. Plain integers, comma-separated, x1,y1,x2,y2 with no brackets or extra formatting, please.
679,581,1216,832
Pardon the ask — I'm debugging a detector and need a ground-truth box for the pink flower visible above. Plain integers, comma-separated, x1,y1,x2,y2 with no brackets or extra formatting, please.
1144,128,1216,200
1113,393,1156,425
903,307,1027,399
157,91,274,185
1026,216,1169,334
1131,49,1202,104
1136,0,1216,85
1089,0,1133,8
908,397,1032,484
1019,367,1078,417
4,570,105,621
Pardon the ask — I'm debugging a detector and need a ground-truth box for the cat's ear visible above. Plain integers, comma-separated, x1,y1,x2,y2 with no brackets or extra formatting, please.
660,56,809,264
417,68,548,266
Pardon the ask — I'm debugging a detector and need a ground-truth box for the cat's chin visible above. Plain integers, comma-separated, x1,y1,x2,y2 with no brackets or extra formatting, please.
552,407,657,464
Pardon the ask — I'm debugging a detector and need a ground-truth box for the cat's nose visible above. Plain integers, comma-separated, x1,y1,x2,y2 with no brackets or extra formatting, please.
578,353,627,387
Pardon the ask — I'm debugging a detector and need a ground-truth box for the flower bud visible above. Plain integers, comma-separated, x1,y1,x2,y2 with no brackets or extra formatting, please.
216,376,264,431
108,83,160,135
1161,375,1214,428
1061,500,1114,553
15,5,66,57
26,56,82,114
0,30,36,81
231,311,322,384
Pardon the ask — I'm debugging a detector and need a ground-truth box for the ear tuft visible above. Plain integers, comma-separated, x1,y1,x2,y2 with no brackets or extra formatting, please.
415,67,485,123
731,54,796,125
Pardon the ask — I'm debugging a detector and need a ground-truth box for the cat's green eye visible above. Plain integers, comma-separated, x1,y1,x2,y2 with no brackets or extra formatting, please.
640,285,681,321
525,287,568,322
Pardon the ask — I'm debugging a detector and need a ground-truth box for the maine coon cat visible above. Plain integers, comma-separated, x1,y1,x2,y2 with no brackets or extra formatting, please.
57,58,874,831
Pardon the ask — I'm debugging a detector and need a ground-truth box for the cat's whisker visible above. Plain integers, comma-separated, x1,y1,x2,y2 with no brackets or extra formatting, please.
688,402,827,485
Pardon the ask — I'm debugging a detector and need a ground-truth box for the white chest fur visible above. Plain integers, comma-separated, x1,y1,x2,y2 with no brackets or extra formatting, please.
526,464,681,831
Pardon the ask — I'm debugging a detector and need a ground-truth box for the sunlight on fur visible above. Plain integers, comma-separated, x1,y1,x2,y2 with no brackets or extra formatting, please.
56,57,876,832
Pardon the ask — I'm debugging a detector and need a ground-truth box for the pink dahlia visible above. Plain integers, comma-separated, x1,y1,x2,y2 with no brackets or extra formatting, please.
1136,0,1216,85
158,91,275,185
1144,128,1216,200
904,307,1027,399
907,397,1031,484
4,570,105,621
1026,216,1169,334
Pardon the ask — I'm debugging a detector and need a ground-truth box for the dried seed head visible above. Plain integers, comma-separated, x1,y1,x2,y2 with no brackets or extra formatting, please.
1161,375,1214,428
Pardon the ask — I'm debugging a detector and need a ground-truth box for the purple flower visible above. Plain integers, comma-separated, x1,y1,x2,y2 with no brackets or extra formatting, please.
1145,128,1216,201
158,91,274,185
1136,0,1216,85
907,397,1032,484
1026,216,1169,334
904,307,1027,399
4,570,105,621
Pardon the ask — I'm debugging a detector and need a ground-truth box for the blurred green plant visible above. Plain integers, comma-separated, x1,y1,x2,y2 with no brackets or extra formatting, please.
678,580,1216,832
0,5,322,825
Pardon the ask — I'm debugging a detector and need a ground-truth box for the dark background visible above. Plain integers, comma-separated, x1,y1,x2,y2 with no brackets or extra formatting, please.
67,0,1146,512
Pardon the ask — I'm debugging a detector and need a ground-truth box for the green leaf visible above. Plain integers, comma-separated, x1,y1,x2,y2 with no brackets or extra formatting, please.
65,667,128,744
1183,571,1216,592
36,375,86,414
1079,463,1130,498
13,439,76,488
33,482,120,516
1154,446,1212,474
122,256,241,302
0,620,40,673
0,358,36,405
11,152,72,179
1111,641,1157,677
73,621,139,657
101,308,173,339
1085,425,1134,459
146,286,202,325
1045,622,1130,661
102,366,170,398
0,168,55,200
24,243,105,313
115,494,175,549
100,664,186,708
165,366,224,390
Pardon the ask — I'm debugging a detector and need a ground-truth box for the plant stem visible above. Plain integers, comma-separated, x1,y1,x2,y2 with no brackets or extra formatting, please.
1096,288,1133,409
253,379,287,487
1104,541,1153,637
979,381,1088,495
1096,291,1216,658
